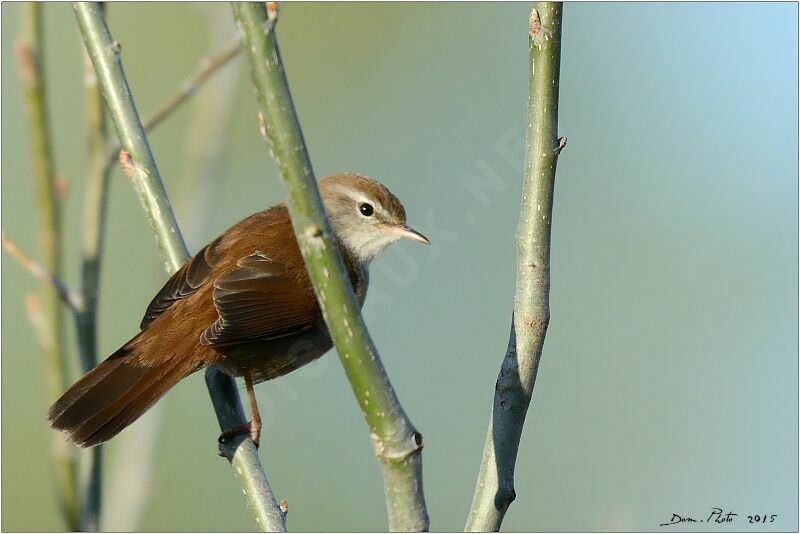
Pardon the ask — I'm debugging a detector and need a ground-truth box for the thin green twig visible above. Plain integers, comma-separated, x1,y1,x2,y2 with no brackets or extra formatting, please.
76,12,110,527
143,36,240,133
103,34,242,176
73,3,285,530
15,4,78,529
2,234,82,314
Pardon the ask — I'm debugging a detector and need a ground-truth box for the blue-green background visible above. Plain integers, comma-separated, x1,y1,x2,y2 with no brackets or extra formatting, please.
2,2,797,531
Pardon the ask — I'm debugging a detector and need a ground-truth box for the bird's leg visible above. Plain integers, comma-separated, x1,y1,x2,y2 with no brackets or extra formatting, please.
244,372,262,445
218,372,262,448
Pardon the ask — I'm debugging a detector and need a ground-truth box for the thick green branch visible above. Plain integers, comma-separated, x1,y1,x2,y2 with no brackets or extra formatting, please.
73,4,285,531
16,4,78,529
231,3,428,531
466,3,565,531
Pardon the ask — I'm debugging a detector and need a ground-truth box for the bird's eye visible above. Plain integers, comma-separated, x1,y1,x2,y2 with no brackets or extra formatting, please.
359,203,374,217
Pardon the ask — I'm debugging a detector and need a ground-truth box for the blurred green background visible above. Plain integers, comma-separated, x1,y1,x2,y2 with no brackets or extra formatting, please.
2,2,797,532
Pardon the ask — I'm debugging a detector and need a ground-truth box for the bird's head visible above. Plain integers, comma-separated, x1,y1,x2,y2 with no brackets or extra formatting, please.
319,173,429,264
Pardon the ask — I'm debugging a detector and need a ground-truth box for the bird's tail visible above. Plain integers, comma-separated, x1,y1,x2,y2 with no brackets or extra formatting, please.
48,334,196,447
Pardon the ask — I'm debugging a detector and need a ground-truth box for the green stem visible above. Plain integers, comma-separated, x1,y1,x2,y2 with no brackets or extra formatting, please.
100,32,242,228
206,368,287,532
73,2,188,270
175,9,242,245
73,3,284,530
231,3,428,531
143,36,241,134
17,4,78,529
76,13,110,529
101,35,242,181
465,3,565,531
78,26,109,377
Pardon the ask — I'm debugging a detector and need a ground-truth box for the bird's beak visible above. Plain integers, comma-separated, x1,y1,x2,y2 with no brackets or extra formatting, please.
391,224,430,245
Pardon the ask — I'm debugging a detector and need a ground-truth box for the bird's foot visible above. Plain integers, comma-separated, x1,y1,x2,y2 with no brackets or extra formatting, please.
218,420,261,449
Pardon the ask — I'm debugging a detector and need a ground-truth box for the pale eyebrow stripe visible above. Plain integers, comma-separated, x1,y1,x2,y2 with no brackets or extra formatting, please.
330,185,384,213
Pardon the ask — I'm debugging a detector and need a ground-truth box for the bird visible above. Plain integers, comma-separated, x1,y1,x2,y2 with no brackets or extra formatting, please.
48,173,429,448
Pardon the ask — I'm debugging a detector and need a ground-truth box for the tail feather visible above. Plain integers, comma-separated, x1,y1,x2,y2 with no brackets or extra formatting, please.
79,360,192,446
48,336,195,447
48,345,139,430
66,363,155,447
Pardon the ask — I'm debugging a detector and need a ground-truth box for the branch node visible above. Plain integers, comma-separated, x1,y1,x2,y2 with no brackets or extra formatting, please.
307,225,324,239
24,292,49,344
13,40,36,82
370,433,386,458
3,233,83,313
119,149,135,178
370,431,424,461
529,9,541,35
266,2,280,27
529,8,554,45
498,481,517,507
554,136,567,155
24,292,41,317
257,111,268,140
54,174,70,201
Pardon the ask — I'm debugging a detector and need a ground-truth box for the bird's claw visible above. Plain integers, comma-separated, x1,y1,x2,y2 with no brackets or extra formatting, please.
218,420,260,449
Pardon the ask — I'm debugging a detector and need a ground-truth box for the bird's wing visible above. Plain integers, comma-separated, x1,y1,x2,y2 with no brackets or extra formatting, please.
140,237,224,329
200,252,318,347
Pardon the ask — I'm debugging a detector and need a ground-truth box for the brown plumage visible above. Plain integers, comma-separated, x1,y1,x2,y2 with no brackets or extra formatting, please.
48,173,429,447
